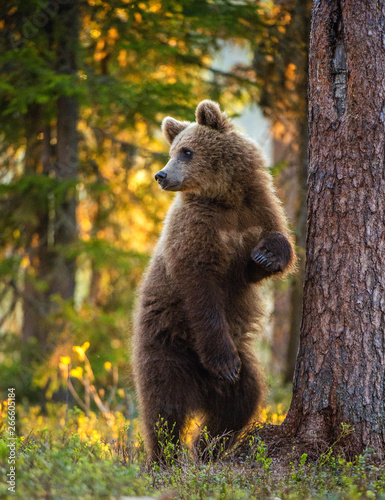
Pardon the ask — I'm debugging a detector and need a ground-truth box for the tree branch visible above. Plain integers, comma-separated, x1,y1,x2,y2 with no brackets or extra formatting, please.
93,129,167,162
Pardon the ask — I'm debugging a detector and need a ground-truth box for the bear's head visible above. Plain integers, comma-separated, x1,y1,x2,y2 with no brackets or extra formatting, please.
156,100,259,201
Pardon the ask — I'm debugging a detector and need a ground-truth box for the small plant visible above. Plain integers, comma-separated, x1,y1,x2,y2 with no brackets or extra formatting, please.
290,452,309,484
195,425,234,464
318,422,354,466
247,435,272,476
154,417,179,468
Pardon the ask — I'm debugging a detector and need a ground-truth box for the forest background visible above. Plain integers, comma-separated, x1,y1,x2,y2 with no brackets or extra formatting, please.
0,0,309,414
6,1,383,499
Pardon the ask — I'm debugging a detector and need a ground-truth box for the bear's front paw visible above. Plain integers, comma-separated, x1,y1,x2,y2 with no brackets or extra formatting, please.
201,341,241,383
214,352,241,383
251,231,293,274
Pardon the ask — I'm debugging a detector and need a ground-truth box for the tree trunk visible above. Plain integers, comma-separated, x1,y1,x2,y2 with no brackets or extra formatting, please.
284,0,385,459
52,0,79,302
268,0,311,382
52,94,78,301
22,1,79,357
22,108,49,351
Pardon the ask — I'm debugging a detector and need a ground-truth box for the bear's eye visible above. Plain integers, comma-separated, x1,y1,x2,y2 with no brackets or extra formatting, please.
182,148,194,159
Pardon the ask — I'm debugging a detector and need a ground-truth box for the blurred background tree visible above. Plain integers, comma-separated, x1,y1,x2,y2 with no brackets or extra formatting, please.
251,0,311,383
0,0,308,415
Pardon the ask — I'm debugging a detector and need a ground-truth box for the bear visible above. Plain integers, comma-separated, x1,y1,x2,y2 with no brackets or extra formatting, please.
132,100,295,462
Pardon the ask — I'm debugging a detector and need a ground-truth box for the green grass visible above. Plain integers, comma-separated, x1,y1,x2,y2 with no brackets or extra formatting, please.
1,403,385,499
0,432,149,499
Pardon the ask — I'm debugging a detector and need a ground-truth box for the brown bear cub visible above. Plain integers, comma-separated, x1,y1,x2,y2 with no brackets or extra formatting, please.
133,100,295,462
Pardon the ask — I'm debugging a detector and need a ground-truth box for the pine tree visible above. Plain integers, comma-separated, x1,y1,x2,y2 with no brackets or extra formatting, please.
283,0,385,459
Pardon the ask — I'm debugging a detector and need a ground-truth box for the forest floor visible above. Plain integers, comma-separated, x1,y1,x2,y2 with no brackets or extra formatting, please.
1,400,384,499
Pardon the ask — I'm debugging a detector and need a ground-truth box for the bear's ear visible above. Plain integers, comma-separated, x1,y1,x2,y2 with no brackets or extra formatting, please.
162,117,189,144
195,100,230,132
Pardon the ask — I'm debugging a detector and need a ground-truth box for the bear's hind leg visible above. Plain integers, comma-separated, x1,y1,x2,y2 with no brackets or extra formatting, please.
195,350,262,461
136,345,203,464
142,404,186,465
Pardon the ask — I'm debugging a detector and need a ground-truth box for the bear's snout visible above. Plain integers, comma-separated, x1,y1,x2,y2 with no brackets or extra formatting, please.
154,161,184,191
155,170,169,189
155,170,167,182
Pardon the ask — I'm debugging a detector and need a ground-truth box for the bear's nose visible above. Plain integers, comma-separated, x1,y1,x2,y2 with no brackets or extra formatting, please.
155,170,167,182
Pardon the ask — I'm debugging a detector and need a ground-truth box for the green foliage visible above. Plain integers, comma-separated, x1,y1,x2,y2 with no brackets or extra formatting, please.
246,435,272,476
0,175,77,249
1,402,385,499
1,0,263,133
0,430,150,499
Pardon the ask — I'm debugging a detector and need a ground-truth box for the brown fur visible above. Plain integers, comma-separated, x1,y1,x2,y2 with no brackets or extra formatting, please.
133,100,296,461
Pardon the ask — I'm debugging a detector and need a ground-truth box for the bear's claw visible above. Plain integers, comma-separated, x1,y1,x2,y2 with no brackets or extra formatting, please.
254,253,267,265
224,359,241,383
251,232,293,274
212,356,241,383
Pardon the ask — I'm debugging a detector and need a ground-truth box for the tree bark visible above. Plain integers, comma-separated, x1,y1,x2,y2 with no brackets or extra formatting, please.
284,0,385,459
